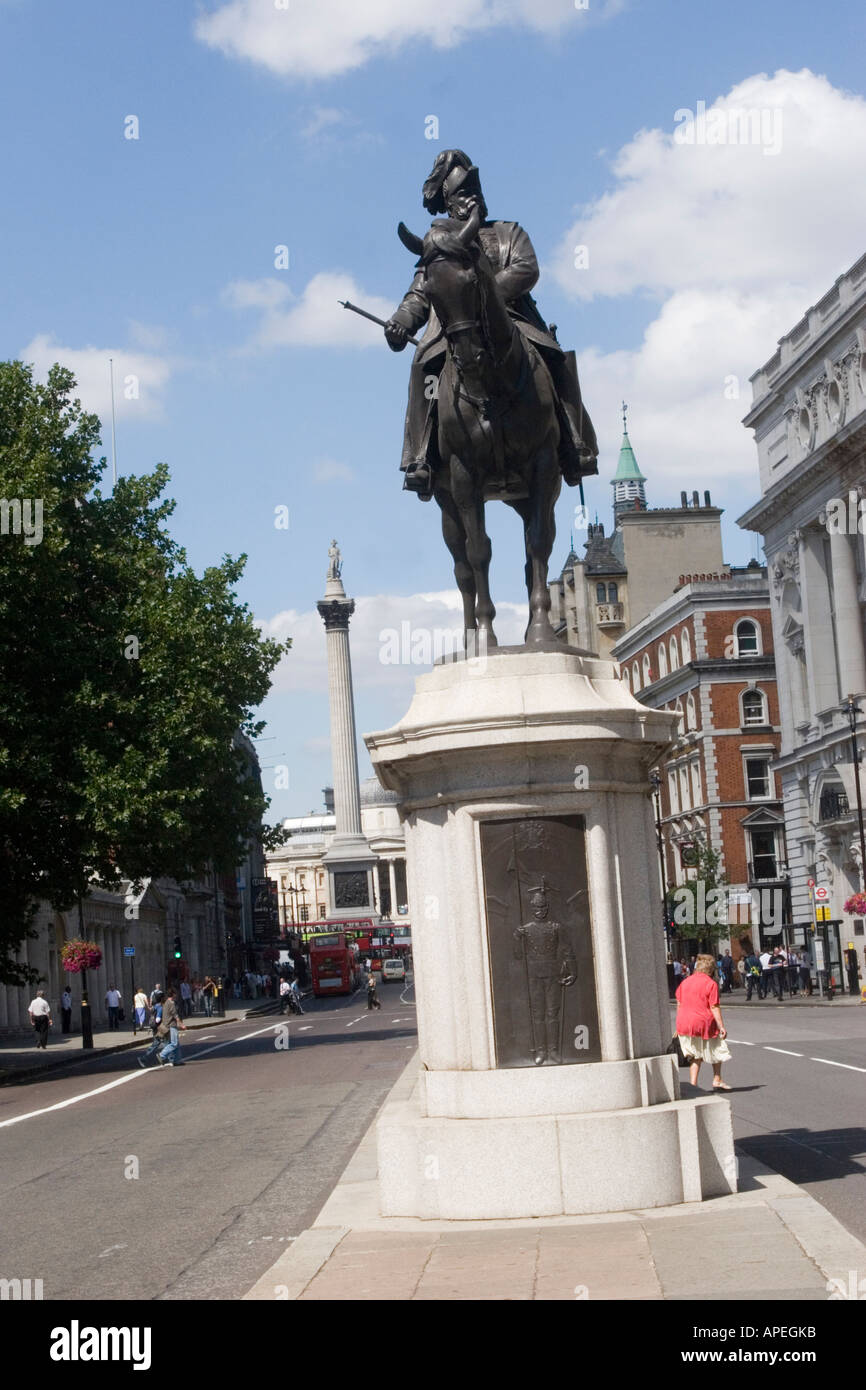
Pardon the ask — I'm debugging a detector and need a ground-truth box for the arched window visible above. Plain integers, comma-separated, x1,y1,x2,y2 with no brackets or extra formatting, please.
735,619,760,656
607,582,618,603
681,628,692,663
686,692,697,730
675,699,685,736
669,635,679,670
642,653,652,685
658,644,668,678
622,666,630,691
596,582,606,603
741,688,767,726
690,760,702,806
632,661,640,691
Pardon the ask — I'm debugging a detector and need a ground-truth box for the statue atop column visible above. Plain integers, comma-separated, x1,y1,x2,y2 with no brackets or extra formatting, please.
327,539,342,581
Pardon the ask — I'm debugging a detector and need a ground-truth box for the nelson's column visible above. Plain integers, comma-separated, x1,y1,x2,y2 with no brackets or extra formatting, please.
317,541,379,922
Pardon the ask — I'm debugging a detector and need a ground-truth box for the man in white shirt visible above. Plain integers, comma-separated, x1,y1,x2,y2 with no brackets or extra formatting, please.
61,987,73,1033
28,988,52,1049
105,984,122,1030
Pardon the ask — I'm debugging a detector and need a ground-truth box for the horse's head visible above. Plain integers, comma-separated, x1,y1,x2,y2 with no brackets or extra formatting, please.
397,205,491,356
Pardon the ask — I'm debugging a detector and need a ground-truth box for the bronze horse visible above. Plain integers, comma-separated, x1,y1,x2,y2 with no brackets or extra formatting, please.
398,204,566,649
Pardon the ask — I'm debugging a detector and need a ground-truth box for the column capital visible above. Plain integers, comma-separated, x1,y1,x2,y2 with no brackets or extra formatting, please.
317,597,355,631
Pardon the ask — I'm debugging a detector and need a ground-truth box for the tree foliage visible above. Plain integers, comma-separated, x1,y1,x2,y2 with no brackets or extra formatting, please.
0,361,288,983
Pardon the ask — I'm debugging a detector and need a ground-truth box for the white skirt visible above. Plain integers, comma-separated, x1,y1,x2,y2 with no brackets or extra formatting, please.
678,1034,732,1064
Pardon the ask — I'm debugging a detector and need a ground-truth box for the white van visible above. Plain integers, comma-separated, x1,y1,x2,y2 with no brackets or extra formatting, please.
382,958,406,983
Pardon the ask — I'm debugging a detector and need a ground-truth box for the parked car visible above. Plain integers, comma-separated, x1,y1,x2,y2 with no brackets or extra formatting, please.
382,958,406,983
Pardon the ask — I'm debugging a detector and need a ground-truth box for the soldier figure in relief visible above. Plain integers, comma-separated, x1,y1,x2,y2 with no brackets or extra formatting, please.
514,881,577,1066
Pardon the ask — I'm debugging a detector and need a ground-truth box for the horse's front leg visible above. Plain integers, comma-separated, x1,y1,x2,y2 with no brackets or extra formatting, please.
450,455,497,649
520,442,561,645
434,479,476,647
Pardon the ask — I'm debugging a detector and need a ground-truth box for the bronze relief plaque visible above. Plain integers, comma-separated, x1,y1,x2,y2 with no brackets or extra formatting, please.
479,816,601,1068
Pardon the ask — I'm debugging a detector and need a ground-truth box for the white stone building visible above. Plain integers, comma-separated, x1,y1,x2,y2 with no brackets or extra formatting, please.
739,250,866,988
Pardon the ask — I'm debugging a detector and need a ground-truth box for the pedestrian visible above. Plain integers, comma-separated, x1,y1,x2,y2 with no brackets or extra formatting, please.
105,983,122,1030
202,976,217,1017
61,986,73,1034
138,995,165,1066
149,983,163,1007
180,978,192,1018
367,973,381,1012
721,952,734,993
133,987,149,1030
279,977,291,1014
28,988,52,1049
758,948,771,999
743,948,762,1002
786,948,800,997
799,949,812,996
674,953,732,1091
157,987,187,1066
290,977,304,1014
679,957,690,978
766,947,785,1000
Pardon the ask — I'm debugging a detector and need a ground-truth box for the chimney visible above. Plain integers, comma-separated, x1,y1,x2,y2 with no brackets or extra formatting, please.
704,490,711,507
323,786,335,814
692,490,699,507
680,491,688,508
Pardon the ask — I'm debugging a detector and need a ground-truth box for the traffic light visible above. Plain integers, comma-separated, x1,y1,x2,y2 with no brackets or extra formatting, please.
389,933,395,947
173,936,182,959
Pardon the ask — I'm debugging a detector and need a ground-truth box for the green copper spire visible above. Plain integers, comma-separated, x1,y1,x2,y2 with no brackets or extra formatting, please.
612,402,646,483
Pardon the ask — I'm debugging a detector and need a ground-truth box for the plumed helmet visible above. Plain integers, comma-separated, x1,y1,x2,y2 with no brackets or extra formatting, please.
422,149,486,215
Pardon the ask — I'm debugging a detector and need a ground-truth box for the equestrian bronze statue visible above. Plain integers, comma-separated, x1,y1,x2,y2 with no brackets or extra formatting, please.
384,150,597,648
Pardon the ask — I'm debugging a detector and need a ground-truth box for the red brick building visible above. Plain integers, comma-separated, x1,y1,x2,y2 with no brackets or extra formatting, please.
612,564,785,955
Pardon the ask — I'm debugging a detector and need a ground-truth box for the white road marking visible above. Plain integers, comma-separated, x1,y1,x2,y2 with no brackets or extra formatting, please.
298,1026,313,1031
727,1039,754,1045
0,1022,282,1129
98,1244,128,1257
764,1047,803,1057
810,1057,866,1073
345,1015,367,1028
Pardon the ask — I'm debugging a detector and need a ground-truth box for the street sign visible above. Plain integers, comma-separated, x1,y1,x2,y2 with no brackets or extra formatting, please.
123,946,135,956
807,877,815,888
816,905,831,922
815,886,829,902
813,938,826,970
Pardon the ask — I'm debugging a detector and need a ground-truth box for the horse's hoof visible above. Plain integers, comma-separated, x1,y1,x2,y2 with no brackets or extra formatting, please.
525,624,556,646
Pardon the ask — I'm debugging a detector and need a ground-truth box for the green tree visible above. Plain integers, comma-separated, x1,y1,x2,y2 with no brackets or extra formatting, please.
0,361,288,983
667,834,730,949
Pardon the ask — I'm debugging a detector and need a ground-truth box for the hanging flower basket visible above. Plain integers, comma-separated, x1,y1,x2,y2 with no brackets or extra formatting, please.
843,892,866,917
61,939,103,973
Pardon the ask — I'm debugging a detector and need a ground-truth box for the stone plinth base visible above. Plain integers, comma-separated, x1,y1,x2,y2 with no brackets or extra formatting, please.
377,1077,736,1220
421,1054,679,1118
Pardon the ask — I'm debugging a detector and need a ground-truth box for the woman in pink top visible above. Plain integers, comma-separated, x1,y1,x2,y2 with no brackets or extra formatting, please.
675,953,732,1090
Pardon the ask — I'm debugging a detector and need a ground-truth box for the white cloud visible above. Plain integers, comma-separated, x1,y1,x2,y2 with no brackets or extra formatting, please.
21,334,172,422
547,70,866,490
224,271,396,349
194,0,622,80
312,458,357,484
301,106,347,139
259,591,528,697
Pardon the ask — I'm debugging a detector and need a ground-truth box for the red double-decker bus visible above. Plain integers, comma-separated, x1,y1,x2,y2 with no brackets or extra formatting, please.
308,932,361,997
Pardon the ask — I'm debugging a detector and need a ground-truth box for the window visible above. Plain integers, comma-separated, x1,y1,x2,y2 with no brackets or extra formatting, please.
750,828,778,880
607,582,618,603
690,760,702,806
686,692,697,730
299,904,309,923
681,628,692,663
669,635,679,670
642,653,652,685
668,770,679,814
622,667,630,690
596,582,606,603
318,902,326,919
632,661,640,691
658,644,668,678
745,757,771,799
679,765,691,811
735,619,760,656
281,876,288,889
742,689,766,726
675,699,685,736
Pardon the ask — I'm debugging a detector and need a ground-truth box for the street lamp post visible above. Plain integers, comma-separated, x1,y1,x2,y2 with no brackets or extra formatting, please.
649,772,671,962
844,694,866,893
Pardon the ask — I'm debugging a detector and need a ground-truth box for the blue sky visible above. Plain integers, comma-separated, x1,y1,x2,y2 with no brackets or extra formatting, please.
3,0,866,816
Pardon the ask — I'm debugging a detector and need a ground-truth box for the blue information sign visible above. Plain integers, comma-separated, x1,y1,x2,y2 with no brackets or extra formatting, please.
123,946,135,956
